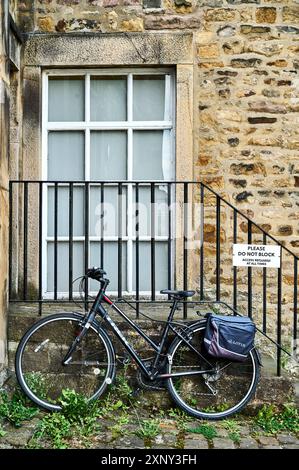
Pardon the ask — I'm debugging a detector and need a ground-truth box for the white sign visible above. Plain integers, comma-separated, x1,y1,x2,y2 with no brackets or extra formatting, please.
233,244,281,268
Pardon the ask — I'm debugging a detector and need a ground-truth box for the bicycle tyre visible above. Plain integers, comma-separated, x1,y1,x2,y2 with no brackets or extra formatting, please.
15,313,116,411
166,320,260,420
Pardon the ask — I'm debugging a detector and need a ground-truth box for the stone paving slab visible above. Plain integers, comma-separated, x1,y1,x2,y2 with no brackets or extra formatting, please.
238,437,260,449
212,438,236,449
257,436,280,447
184,438,209,449
276,434,299,445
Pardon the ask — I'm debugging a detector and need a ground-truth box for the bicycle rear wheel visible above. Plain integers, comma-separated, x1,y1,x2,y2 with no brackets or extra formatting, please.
15,313,116,411
166,321,260,420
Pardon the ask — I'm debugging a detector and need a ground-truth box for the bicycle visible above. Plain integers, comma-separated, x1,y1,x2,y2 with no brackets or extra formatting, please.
15,267,260,420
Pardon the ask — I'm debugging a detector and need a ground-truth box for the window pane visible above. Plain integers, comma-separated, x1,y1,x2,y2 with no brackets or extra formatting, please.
133,185,169,237
133,131,164,180
48,186,84,237
48,77,84,122
90,131,127,180
90,242,127,292
48,132,84,181
90,77,127,121
47,242,84,293
133,242,168,292
133,76,165,121
90,186,127,237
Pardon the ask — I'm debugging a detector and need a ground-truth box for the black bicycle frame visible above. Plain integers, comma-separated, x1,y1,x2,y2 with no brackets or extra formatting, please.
87,281,215,380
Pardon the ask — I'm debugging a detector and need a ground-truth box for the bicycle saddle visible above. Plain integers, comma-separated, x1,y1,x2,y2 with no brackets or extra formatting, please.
160,289,195,298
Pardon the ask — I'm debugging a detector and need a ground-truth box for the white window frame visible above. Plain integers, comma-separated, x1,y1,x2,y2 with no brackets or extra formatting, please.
42,68,176,298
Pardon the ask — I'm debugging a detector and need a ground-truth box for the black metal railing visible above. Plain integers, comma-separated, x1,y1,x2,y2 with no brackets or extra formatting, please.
8,180,299,376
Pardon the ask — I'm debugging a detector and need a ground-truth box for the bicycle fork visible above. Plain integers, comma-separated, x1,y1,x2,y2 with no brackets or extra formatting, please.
62,315,95,365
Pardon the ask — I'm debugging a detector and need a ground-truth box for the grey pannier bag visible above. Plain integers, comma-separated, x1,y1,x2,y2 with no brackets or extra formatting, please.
204,314,256,362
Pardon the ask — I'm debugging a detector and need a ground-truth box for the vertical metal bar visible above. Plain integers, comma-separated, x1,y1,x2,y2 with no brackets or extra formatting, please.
247,220,252,318
183,183,188,319
84,182,89,310
262,232,267,333
233,209,237,312
151,183,155,301
54,183,58,301
38,182,43,315
23,182,28,300
135,183,139,318
118,182,123,298
167,183,172,294
294,258,298,361
277,265,282,377
216,195,221,302
68,183,73,301
9,181,13,300
200,184,204,301
100,183,104,267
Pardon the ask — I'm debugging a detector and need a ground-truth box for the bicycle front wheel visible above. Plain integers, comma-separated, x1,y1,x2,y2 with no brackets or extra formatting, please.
15,313,116,411
166,321,260,420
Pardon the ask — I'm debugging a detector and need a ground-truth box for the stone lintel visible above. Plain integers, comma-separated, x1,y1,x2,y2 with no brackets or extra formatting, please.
23,32,194,67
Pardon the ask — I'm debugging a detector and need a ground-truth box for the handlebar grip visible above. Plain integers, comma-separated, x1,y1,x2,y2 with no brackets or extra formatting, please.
86,267,107,279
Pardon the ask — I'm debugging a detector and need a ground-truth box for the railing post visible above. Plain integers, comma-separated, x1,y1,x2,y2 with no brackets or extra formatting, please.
135,183,139,318
262,232,267,333
68,182,73,302
150,183,155,301
167,182,172,297
118,182,123,298
216,195,221,302
233,209,237,311
84,182,89,310
247,220,252,318
183,182,188,319
277,265,282,377
38,182,43,315
100,183,104,268
23,182,28,300
9,181,13,300
54,183,58,301
294,258,298,362
200,183,204,301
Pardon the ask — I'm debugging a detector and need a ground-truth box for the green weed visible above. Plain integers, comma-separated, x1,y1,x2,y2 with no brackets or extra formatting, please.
168,408,192,430
203,403,230,413
35,413,71,449
0,391,39,427
136,419,160,440
220,419,241,443
32,389,102,449
255,404,299,435
0,423,6,437
187,423,218,440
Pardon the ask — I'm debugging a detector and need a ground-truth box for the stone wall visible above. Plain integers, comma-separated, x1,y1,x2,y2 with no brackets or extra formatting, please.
14,0,299,253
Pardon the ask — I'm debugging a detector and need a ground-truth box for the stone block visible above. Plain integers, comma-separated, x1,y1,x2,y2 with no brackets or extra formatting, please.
205,8,237,22
258,436,280,446
282,6,299,23
184,436,209,449
197,43,219,59
256,7,277,24
231,57,263,67
212,438,235,449
37,16,55,32
239,437,259,449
